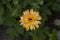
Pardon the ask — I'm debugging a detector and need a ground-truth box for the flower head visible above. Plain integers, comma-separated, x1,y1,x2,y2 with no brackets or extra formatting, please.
19,9,42,31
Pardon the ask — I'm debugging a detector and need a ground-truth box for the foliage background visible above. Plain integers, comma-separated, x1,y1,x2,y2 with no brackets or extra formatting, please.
0,0,60,40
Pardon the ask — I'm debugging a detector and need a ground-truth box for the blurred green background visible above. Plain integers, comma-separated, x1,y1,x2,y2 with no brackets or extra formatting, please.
0,0,60,40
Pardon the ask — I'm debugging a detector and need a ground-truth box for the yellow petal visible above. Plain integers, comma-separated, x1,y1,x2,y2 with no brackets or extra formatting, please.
34,12,40,19
30,26,34,30
20,17,23,20
34,21,41,25
20,22,24,25
23,10,29,15
33,26,35,30
37,16,42,20
33,11,37,15
35,25,39,28
30,9,34,14
23,24,29,31
35,12,39,16
26,26,29,31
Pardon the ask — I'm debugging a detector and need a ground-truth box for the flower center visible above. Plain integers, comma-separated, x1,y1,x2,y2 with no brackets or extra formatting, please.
29,18,32,21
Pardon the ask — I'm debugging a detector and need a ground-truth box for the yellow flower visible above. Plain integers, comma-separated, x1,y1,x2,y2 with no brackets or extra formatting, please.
19,9,42,31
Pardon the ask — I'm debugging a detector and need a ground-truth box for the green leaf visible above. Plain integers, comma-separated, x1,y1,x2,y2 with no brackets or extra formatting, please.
52,3,60,11
0,6,4,24
0,6,4,16
49,29,57,40
39,0,43,5
29,31,45,40
4,17,16,26
41,7,52,15
31,3,40,9
36,29,46,40
13,0,19,5
0,0,6,4
11,4,19,17
55,0,60,3
34,0,43,5
23,31,30,40
15,26,24,34
40,12,47,26
40,7,52,26
6,3,12,10
11,8,18,16
5,0,11,3
42,26,49,36
20,0,33,8
29,31,39,40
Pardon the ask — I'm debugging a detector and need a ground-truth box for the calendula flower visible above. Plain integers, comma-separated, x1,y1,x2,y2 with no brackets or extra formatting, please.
19,9,42,31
